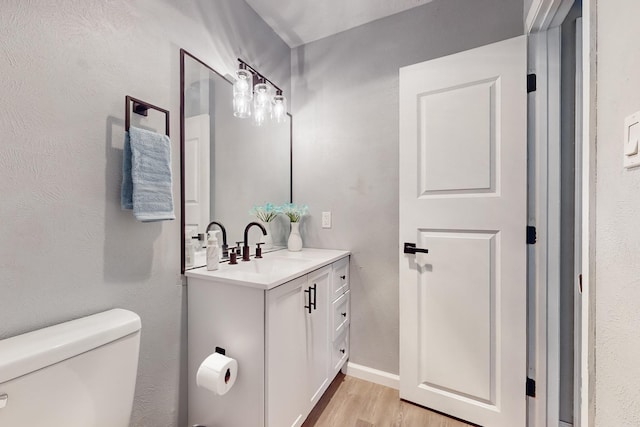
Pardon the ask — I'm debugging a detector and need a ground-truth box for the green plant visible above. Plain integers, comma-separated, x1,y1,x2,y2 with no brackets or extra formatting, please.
249,202,279,222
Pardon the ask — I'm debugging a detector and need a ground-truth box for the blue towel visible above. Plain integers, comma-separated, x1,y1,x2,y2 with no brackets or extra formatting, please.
121,132,134,210
121,126,175,222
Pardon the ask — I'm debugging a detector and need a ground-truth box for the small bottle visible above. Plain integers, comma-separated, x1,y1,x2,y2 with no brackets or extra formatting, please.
207,230,220,271
185,231,195,269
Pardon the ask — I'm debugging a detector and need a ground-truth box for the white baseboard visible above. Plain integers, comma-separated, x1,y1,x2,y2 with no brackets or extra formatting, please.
559,422,572,427
345,362,400,390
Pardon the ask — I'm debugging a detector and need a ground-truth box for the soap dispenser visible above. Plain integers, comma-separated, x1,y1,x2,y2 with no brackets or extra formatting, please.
207,230,220,271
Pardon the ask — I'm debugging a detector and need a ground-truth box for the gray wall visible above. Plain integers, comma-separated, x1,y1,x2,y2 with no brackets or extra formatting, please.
291,0,523,375
595,0,640,425
0,1,289,426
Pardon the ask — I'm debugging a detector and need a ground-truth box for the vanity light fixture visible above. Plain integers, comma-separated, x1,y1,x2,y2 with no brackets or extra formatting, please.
233,58,287,126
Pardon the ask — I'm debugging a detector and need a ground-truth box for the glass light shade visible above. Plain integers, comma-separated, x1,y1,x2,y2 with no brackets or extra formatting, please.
233,68,253,118
272,94,287,124
233,95,251,118
253,82,271,126
254,83,271,107
233,69,253,98
253,104,267,126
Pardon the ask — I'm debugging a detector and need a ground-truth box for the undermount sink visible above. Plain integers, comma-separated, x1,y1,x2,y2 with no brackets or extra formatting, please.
243,256,314,274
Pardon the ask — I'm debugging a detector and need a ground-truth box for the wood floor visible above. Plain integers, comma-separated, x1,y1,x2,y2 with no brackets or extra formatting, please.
302,374,473,427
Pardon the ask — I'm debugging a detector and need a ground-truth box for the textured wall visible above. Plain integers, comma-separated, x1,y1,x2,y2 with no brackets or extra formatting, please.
595,1,640,426
291,0,523,375
0,1,289,426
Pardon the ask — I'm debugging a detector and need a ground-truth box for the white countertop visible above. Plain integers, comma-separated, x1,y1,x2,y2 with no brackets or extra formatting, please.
185,248,350,290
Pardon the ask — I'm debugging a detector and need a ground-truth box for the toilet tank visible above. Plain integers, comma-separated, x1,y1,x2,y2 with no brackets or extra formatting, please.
0,309,141,427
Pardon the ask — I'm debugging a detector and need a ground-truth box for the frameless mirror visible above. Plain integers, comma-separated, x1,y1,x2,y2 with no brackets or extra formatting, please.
180,50,291,272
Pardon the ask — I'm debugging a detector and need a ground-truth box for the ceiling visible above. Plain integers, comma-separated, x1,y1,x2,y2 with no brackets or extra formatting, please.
245,0,434,47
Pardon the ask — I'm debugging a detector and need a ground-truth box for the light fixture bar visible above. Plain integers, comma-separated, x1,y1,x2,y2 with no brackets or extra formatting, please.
237,58,284,95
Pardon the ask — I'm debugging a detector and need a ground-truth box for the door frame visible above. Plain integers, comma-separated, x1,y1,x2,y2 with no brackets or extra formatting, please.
526,1,595,427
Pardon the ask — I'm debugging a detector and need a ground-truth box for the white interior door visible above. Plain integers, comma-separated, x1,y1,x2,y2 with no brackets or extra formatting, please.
399,36,527,427
184,114,210,237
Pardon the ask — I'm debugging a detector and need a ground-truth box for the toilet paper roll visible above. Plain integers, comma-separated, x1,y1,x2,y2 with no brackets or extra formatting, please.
196,352,238,395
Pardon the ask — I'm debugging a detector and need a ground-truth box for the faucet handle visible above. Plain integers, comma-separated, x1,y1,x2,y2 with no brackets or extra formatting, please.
255,242,263,259
229,247,238,265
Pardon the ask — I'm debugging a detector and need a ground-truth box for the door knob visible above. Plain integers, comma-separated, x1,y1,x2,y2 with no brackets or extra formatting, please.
403,242,429,254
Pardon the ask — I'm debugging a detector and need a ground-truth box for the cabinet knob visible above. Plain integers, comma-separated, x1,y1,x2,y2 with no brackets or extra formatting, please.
340,349,346,354
340,275,346,280
341,312,347,317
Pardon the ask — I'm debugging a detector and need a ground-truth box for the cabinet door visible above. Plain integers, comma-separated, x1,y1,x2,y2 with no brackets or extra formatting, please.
306,265,331,409
267,276,308,427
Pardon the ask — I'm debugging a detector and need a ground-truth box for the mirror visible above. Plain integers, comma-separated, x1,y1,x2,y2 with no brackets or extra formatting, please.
180,50,292,272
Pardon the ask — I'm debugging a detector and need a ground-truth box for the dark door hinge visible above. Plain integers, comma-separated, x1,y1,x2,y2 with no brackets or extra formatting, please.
527,74,537,93
526,377,536,397
526,226,537,245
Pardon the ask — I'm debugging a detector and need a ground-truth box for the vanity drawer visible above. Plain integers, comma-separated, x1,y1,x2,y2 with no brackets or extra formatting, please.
331,257,349,300
332,329,349,375
332,290,350,340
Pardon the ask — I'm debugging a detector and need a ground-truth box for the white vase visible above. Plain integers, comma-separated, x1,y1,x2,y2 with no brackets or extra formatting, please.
287,222,303,252
259,220,273,249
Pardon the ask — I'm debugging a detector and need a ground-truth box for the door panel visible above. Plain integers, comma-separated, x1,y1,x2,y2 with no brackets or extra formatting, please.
417,230,496,403
267,276,308,427
307,266,331,408
399,36,527,427
419,79,496,195
184,114,210,235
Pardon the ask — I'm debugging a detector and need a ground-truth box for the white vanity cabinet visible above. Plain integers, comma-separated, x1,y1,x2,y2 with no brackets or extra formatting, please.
186,249,350,427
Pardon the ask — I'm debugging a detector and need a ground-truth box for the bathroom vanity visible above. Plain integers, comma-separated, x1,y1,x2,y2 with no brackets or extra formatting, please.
186,248,350,427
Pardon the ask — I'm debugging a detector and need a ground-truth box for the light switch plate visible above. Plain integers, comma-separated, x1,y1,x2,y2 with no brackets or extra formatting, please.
624,112,640,169
321,211,332,229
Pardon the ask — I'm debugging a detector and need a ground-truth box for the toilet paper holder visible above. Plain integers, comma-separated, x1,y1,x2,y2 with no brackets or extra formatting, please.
214,347,232,384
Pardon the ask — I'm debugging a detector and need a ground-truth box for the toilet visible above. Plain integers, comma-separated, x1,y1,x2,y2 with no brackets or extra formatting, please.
0,309,141,427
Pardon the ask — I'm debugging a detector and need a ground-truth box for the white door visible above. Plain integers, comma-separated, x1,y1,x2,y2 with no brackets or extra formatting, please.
184,114,210,237
399,36,527,427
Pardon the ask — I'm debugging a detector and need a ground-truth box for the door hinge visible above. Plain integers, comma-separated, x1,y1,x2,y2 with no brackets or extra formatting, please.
526,226,537,245
526,377,536,397
527,74,537,93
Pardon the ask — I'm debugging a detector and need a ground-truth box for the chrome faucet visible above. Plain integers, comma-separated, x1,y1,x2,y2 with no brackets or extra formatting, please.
206,221,229,258
242,222,267,261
